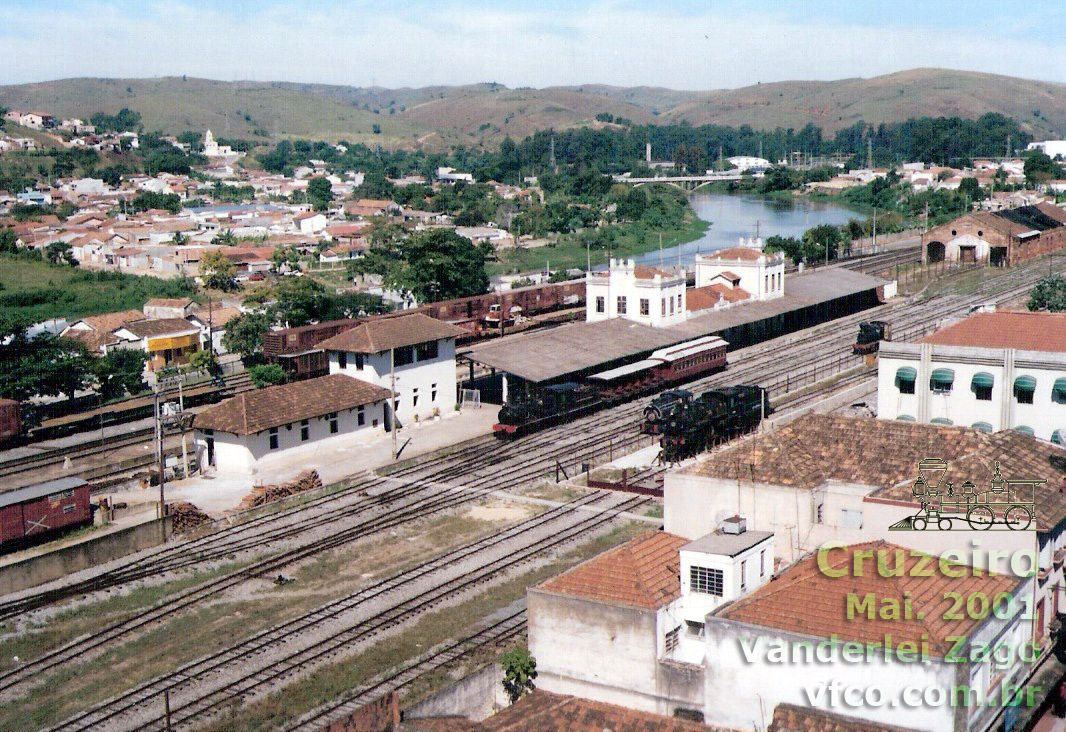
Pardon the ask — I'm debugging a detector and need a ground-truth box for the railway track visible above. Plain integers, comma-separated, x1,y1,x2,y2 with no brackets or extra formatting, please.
46,492,648,731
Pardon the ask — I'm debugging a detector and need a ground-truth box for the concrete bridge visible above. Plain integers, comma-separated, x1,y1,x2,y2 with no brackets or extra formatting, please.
611,170,765,191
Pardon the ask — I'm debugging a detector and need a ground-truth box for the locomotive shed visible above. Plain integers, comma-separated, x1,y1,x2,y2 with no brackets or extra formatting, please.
460,268,889,399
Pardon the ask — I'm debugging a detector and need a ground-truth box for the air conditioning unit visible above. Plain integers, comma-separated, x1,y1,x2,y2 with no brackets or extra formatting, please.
721,515,747,535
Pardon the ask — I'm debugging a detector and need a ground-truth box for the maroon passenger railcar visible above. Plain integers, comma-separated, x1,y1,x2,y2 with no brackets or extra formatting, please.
0,477,93,552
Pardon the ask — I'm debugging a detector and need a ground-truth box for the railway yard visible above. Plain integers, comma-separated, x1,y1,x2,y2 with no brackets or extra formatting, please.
0,246,1058,731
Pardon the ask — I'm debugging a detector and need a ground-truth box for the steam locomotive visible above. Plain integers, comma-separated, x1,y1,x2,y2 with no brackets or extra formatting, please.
493,336,728,438
853,320,891,356
643,385,772,463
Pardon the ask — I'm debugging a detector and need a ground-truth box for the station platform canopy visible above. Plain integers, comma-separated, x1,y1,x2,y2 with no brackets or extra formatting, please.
461,267,888,385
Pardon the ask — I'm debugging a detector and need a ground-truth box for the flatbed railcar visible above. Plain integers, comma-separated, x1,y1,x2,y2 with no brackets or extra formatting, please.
493,335,728,439
0,477,94,553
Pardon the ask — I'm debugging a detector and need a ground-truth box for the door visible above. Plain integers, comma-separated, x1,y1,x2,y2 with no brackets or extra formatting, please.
960,246,976,264
206,437,215,467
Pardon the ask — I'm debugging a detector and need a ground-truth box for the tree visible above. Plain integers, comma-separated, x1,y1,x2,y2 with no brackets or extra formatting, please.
500,647,537,704
94,349,148,400
131,191,182,214
0,322,95,403
248,364,286,389
90,107,141,133
1024,151,1063,186
187,348,214,374
307,176,333,211
352,170,395,201
199,250,238,291
222,311,272,361
356,228,489,303
1027,275,1066,312
45,241,77,266
270,276,333,326
0,228,18,254
212,229,237,246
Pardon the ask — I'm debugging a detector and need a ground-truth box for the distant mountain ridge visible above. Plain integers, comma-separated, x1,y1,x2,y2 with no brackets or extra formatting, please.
1,68,1063,150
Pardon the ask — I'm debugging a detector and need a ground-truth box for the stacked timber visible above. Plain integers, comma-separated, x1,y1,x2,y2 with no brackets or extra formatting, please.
238,470,324,509
170,502,212,533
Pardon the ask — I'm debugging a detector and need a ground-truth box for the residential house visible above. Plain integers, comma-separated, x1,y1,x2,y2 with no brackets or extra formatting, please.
294,211,328,234
143,297,197,320
61,309,146,354
112,318,203,371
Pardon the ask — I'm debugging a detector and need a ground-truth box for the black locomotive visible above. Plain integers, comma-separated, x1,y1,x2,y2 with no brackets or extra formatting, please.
853,320,891,355
495,383,601,436
641,389,694,435
649,385,772,463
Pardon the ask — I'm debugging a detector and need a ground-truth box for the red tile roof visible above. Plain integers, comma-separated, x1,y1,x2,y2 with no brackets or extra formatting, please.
194,373,391,435
920,311,1066,353
768,702,916,732
707,283,750,303
538,531,687,609
705,246,778,262
318,313,466,354
719,540,1017,656
633,265,679,279
686,284,722,311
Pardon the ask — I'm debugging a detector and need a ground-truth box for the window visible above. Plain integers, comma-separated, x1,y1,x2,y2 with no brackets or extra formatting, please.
972,372,994,401
596,296,605,313
690,566,723,596
63,504,76,514
677,293,682,309
664,626,681,653
338,352,347,369
355,353,364,370
740,560,747,591
431,383,438,401
328,412,338,434
416,340,439,361
412,388,419,407
764,274,769,292
300,419,309,441
930,368,954,394
816,503,825,523
760,550,766,577
661,298,666,316
685,620,705,637
1053,378,1066,404
1014,375,1036,404
394,346,414,367
617,295,627,314
640,298,650,316
895,367,916,395
269,427,279,450
357,406,365,426
669,297,674,315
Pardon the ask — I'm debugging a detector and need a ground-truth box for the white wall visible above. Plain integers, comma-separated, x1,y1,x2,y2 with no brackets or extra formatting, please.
694,247,784,301
585,259,686,327
328,337,457,425
194,401,386,474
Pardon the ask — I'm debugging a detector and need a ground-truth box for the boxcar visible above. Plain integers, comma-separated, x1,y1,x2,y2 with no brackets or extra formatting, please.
0,398,20,445
0,477,93,552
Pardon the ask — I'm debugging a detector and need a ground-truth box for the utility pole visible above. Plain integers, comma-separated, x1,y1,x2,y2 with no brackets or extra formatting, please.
153,387,166,532
872,208,878,253
866,137,873,169
390,347,397,460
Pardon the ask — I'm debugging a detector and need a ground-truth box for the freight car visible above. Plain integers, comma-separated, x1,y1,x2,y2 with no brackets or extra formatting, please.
0,399,20,446
494,335,728,438
0,477,94,552
853,320,891,356
657,385,771,463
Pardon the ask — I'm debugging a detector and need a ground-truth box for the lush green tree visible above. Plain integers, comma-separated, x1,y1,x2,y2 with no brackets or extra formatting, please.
1028,275,1066,312
131,191,182,214
211,229,238,246
0,228,19,254
510,277,534,289
322,292,389,319
199,250,238,291
248,364,286,389
356,228,489,303
90,107,142,132
500,647,537,704
764,235,804,265
222,311,272,360
0,321,95,402
94,349,148,400
802,224,844,262
616,187,647,221
958,177,982,202
307,176,333,211
1024,151,1064,186
270,276,333,326
45,241,77,266
352,170,396,201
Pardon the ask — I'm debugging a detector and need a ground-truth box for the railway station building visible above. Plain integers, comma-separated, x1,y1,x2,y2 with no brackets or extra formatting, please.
319,313,466,428
527,525,1032,732
192,373,391,474
921,202,1066,267
877,310,1066,441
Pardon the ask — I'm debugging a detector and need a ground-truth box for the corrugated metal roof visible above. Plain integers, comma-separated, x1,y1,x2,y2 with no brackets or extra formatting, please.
0,476,87,509
587,358,660,382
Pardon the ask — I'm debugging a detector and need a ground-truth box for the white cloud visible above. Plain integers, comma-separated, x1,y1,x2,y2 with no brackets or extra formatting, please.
0,2,1063,88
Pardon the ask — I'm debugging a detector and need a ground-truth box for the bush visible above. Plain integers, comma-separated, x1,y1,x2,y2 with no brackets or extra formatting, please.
249,364,286,389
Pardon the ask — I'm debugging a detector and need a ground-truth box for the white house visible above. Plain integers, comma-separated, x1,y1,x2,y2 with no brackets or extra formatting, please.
192,373,391,474
694,239,784,301
436,166,475,183
294,211,328,234
724,156,771,172
319,313,466,427
877,311,1066,441
586,259,686,327
1027,140,1066,160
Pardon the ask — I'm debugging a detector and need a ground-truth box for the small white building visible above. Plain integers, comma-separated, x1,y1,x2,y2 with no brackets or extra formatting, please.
585,259,686,327
193,373,391,473
724,156,771,172
436,167,475,183
294,211,328,234
202,129,238,158
1027,140,1066,160
877,311,1066,441
319,313,465,427
694,239,784,301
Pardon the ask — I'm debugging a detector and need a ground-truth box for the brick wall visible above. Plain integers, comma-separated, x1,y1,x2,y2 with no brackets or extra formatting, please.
327,691,400,732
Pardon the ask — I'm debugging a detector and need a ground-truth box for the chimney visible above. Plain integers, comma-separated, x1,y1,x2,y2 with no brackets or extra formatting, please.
721,515,747,534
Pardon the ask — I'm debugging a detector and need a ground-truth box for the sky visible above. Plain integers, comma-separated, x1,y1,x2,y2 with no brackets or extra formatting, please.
2,1,1066,89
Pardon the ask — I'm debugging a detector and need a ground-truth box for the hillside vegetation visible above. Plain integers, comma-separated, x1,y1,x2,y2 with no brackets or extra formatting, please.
1,68,1063,150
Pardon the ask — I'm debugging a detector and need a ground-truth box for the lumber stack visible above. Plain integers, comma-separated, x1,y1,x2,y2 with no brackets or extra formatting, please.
238,470,324,509
170,502,212,533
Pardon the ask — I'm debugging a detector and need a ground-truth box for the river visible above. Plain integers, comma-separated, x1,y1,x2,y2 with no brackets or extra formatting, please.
631,191,860,268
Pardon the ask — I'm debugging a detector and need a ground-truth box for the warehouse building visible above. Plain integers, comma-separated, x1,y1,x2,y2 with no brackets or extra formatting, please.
921,202,1066,266
192,373,391,474
877,310,1066,441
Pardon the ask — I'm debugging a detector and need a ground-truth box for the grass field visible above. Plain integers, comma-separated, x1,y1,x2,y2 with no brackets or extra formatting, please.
0,256,194,323
490,213,709,276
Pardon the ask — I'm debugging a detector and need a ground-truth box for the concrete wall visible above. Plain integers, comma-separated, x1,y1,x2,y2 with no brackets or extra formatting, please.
0,516,171,594
405,663,506,722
